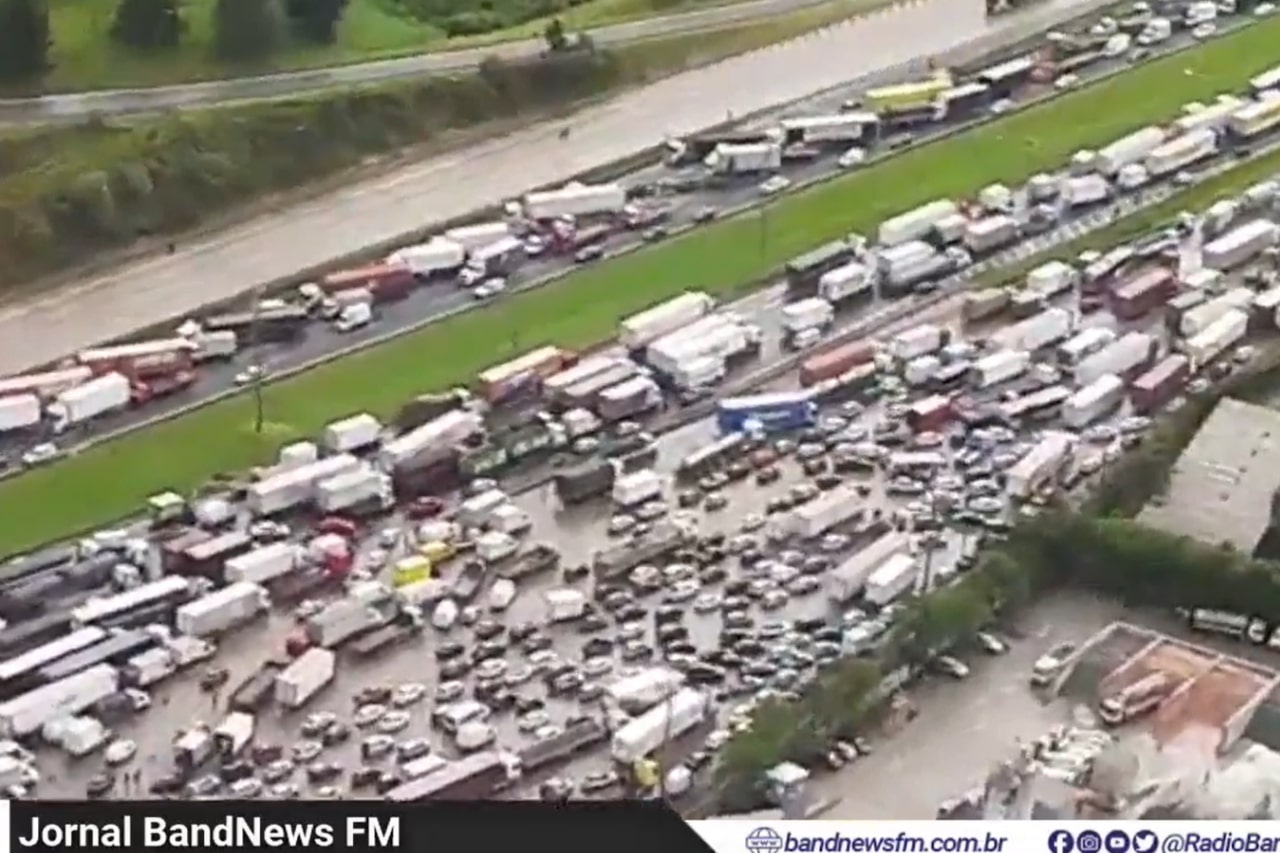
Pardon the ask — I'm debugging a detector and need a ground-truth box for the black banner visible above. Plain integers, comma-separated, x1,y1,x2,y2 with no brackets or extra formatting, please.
10,801,713,853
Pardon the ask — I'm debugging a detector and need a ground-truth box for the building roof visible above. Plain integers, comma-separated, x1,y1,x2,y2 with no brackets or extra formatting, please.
1140,398,1280,554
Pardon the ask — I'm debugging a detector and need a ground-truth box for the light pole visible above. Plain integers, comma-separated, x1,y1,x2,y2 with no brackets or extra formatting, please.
249,288,266,435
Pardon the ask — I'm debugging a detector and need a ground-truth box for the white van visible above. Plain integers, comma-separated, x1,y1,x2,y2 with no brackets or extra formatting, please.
432,700,491,734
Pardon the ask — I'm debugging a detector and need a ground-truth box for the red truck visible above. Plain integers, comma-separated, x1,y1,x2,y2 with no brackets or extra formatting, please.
79,338,196,380
320,263,415,303
800,341,875,387
131,370,196,405
1130,355,1190,415
906,395,953,433
476,346,576,405
1110,268,1176,321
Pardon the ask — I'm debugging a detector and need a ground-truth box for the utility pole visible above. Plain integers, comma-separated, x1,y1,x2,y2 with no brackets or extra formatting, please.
758,207,770,258
249,287,266,435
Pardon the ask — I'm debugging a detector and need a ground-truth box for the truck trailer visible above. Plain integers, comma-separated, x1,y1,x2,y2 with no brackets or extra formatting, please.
275,648,335,709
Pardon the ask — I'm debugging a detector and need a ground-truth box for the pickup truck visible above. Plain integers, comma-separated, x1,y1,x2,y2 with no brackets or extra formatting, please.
499,544,560,582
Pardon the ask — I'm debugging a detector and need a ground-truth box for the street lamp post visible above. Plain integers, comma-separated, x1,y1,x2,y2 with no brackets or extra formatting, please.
249,289,266,435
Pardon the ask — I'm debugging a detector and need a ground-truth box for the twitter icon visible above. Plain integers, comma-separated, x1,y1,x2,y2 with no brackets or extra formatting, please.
1133,830,1159,853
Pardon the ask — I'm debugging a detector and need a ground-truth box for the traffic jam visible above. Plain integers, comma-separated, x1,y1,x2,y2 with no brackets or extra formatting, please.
0,13,1273,467
3,19,1280,804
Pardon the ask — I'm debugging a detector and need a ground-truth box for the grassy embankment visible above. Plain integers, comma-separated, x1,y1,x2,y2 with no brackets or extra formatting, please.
1,17,1280,555
36,0,755,92
0,0,873,294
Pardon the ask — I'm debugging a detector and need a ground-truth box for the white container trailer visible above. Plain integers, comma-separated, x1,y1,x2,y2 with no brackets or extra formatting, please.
444,222,511,251
1006,431,1076,498
176,582,269,637
827,531,910,603
963,215,1020,253
1062,374,1126,428
618,292,715,350
321,413,383,454
1058,327,1116,365
1143,128,1218,178
781,113,877,144
863,553,920,607
605,667,686,713
224,542,302,585
0,627,108,685
904,354,942,386
0,394,40,433
647,318,759,377
1184,309,1248,371
877,241,949,288
275,648,336,709
1060,175,1112,207
817,261,876,303
1202,220,1280,270
1174,96,1244,135
214,712,255,758
378,411,483,471
544,588,588,623
782,298,834,334
1096,126,1167,174
705,142,783,175
1026,260,1079,297
1074,332,1156,386
315,467,392,514
523,183,627,221
124,647,176,687
1228,97,1280,139
877,199,960,247
544,356,624,396
785,483,865,539
0,664,118,738
612,470,664,507
48,371,130,432
1179,288,1256,337
971,349,1031,388
388,239,466,275
611,688,710,763
890,324,945,361
993,307,1074,352
247,453,362,516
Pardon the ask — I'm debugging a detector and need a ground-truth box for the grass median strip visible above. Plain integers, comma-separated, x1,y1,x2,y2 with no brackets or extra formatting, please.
3,18,1280,555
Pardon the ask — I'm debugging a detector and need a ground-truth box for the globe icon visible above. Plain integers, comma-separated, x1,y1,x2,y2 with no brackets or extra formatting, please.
747,827,784,853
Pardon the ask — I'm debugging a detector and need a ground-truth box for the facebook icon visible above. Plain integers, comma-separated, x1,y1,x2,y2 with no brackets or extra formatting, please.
1049,831,1076,853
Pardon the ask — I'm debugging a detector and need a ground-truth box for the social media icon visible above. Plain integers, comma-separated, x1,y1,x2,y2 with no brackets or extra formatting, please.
1106,830,1131,853
1078,831,1103,853
1133,831,1159,853
1049,830,1076,853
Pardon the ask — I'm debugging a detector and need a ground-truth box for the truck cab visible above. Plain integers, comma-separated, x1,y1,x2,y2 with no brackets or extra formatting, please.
334,302,372,333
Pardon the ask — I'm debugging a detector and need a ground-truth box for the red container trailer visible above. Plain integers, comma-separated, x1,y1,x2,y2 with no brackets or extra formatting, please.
905,395,954,433
0,366,93,400
130,370,196,405
320,263,415,302
1110,268,1176,321
799,341,876,387
77,338,196,380
1130,355,1190,415
476,346,576,405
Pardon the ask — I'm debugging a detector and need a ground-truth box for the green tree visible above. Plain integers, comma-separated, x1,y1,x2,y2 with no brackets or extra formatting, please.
213,0,284,61
0,0,52,81
890,586,991,665
284,0,348,44
543,17,568,52
111,0,183,50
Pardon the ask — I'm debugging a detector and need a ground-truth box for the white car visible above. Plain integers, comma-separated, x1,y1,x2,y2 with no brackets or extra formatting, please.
234,365,266,386
518,710,551,733
488,578,517,611
664,579,700,602
1053,73,1080,90
1255,2,1276,13
376,710,411,734
474,658,508,681
693,593,723,613
104,739,137,766
229,777,264,799
353,704,387,729
837,146,866,169
473,278,507,299
582,657,613,678
503,665,535,687
1191,22,1216,38
1031,642,1077,686
759,175,792,195
436,680,465,702
391,683,427,707
20,443,60,467
934,655,971,679
977,632,1008,655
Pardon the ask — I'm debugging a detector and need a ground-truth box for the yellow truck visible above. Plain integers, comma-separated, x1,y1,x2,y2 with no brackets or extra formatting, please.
864,73,953,114
392,555,431,588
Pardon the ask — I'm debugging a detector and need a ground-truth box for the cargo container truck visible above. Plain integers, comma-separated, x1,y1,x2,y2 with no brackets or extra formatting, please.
380,411,482,475
321,413,382,454
781,297,834,342
387,750,518,801
0,394,40,434
864,554,920,607
204,305,309,344
0,626,109,700
785,239,858,295
962,288,1011,322
1201,220,1280,271
72,577,192,629
1144,128,1218,178
782,483,865,539
971,350,1031,389
315,467,394,516
464,235,526,278
175,530,254,580
1179,288,1255,337
963,215,1020,254
1074,332,1157,386
817,261,876,305
0,611,72,658
1095,126,1167,175
1060,175,1112,207
522,183,627,221
498,544,560,582
0,366,93,400
393,389,469,433
646,317,761,379
0,664,118,738
618,293,715,351
605,667,686,713
1058,327,1116,366
992,307,1074,352
1062,374,1126,428
799,341,876,387
904,354,941,387
780,112,879,145
1174,96,1244,136
906,395,953,432
476,346,574,406
717,391,816,435
350,612,425,658
612,470,665,507
320,263,414,303
597,377,663,422
1025,260,1078,298
129,370,197,406
1252,288,1280,332
36,629,161,684
1110,268,1176,320
78,338,196,380
593,522,689,580
275,648,335,708
554,461,615,505
1006,431,1075,498
1130,355,1190,414
875,241,950,291
304,597,392,649
938,82,991,120
121,647,176,688
890,324,947,362
611,688,711,764
176,582,270,637
1000,385,1071,423
877,199,960,247
247,454,362,517
519,718,608,773
545,356,631,400
704,142,783,175
976,54,1034,96
48,372,130,433
864,74,952,112
827,531,909,603
388,239,466,277
1228,97,1280,139
229,660,283,712
1184,309,1248,371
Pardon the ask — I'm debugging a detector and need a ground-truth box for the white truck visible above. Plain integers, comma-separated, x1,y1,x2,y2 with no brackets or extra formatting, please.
828,531,910,603
1062,374,1126,428
175,582,269,637
388,239,466,276
545,588,588,623
1185,309,1249,370
877,199,960,247
522,183,627,220
971,350,1031,388
1006,431,1076,499
445,222,511,251
1144,128,1218,178
992,307,1074,352
783,483,865,539
321,413,383,454
612,470,665,507
1201,220,1280,271
1058,327,1115,365
781,298,834,340
1073,332,1156,386
1179,288,1256,337
0,664,119,738
610,688,710,763
605,667,686,713
247,454,362,516
1026,260,1078,298
315,466,393,514
1095,126,1167,175
122,647,176,688
275,648,336,709
890,324,946,362
48,372,131,433
963,216,1020,254
225,542,303,586
817,261,876,304
863,553,920,606
618,292,715,351
0,394,40,433
646,316,761,377
704,142,783,175
305,599,388,648
214,711,255,758
476,531,519,562
1060,175,1112,207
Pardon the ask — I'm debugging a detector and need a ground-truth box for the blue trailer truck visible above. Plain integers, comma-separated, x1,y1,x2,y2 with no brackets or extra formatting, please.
717,391,817,435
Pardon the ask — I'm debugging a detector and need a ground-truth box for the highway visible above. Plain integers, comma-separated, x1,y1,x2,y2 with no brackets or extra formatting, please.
0,0,1118,378
0,0,871,122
